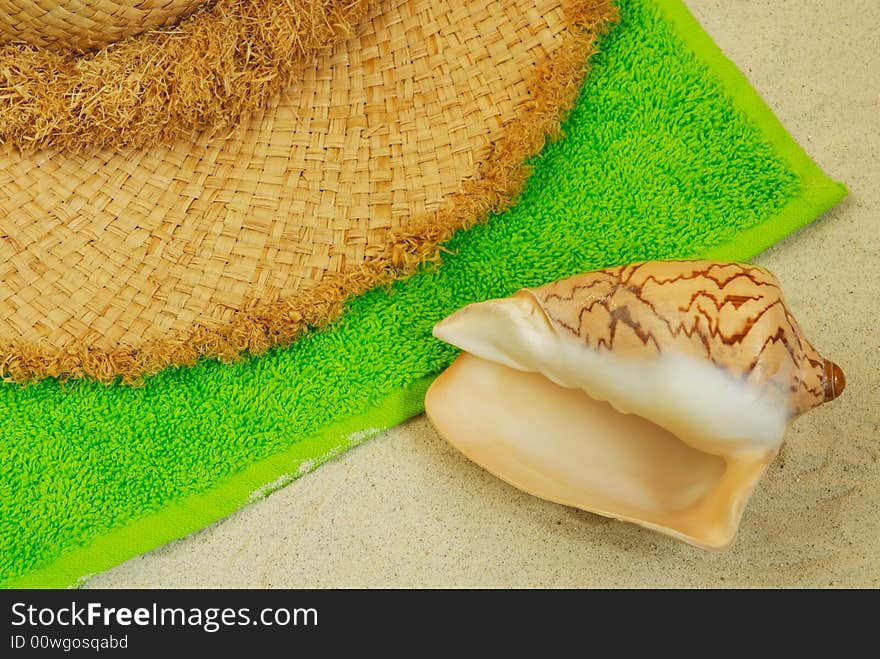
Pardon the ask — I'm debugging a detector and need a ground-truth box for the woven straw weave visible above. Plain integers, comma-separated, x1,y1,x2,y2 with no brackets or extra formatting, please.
0,0,204,50
0,0,616,381
0,0,205,51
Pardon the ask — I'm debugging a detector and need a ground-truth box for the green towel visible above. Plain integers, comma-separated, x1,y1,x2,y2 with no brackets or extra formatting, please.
0,0,845,588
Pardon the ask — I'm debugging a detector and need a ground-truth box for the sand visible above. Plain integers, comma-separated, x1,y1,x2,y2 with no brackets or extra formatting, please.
86,0,880,588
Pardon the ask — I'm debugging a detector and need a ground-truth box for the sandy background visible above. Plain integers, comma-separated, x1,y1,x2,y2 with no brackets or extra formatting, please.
86,0,879,588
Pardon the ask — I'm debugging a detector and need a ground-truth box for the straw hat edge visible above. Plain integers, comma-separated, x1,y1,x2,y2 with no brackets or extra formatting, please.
0,0,619,384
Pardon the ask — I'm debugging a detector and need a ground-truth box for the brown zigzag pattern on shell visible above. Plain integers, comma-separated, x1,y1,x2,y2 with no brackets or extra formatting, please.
530,260,834,416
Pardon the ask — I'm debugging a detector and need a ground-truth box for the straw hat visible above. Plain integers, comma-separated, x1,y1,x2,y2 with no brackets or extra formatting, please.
0,0,616,382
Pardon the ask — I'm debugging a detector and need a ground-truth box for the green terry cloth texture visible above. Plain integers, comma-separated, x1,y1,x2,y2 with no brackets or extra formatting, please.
0,0,846,588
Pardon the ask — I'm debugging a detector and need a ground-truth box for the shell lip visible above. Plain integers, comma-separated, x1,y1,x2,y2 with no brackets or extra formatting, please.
434,293,792,459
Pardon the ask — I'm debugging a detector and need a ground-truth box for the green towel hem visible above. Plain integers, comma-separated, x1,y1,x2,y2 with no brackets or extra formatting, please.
6,0,847,590
8,378,434,589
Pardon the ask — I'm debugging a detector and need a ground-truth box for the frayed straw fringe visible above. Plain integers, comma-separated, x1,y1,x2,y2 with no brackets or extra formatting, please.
0,0,380,152
0,0,618,384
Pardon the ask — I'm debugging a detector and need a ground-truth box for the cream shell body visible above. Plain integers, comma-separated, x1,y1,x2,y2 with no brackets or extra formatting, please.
425,260,844,549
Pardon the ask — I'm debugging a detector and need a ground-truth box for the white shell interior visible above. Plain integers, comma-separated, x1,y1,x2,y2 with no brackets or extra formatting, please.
426,355,775,549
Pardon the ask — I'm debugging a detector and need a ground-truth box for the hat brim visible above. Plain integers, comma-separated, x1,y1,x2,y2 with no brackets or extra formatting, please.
0,0,378,151
0,0,617,383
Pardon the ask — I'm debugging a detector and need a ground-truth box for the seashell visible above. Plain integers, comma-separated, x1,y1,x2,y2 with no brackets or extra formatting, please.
424,260,845,550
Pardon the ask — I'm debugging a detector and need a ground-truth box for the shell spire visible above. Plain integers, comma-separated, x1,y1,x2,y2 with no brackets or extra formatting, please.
823,359,846,403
